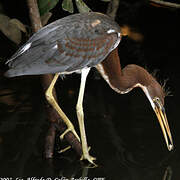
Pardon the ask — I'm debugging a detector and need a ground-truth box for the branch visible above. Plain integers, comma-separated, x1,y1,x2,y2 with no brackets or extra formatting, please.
106,0,120,20
26,0,82,158
150,0,180,8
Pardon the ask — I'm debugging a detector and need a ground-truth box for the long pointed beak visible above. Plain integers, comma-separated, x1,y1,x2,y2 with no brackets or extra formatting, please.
153,98,174,151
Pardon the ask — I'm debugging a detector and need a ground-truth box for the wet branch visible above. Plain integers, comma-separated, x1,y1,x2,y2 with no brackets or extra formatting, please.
26,0,82,158
150,0,180,8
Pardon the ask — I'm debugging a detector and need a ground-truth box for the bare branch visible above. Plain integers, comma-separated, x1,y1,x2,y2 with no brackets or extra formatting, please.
106,0,120,20
150,0,180,8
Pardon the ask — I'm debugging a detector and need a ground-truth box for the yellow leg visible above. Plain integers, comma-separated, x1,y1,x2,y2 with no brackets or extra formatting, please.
76,68,96,165
45,73,80,142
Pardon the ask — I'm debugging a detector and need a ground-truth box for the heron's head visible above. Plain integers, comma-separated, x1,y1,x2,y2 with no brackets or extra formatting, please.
137,79,174,151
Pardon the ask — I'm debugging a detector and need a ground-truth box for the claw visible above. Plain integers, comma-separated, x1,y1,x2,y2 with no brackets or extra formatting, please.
80,146,97,167
80,154,97,167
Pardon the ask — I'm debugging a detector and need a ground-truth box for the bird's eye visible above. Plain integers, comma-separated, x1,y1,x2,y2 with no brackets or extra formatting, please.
153,97,164,107
153,97,161,104
153,97,160,102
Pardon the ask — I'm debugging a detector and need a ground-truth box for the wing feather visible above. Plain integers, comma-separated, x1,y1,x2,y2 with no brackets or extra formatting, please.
5,12,121,77
46,31,120,72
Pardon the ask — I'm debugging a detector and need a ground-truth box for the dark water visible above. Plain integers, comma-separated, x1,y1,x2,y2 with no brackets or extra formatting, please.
1,72,179,179
0,74,178,179
0,2,180,180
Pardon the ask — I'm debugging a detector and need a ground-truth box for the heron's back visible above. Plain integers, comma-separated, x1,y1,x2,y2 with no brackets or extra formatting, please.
5,12,121,77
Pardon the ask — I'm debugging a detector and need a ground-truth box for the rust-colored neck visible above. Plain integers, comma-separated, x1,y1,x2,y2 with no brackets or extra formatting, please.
96,48,153,94
101,47,122,77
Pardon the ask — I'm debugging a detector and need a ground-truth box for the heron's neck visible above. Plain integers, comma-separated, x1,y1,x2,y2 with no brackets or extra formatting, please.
96,48,151,94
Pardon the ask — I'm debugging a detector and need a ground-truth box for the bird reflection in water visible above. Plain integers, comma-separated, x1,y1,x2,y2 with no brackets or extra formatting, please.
44,156,173,180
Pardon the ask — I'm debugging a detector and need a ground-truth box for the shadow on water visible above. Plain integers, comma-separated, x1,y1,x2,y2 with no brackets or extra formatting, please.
0,2,180,180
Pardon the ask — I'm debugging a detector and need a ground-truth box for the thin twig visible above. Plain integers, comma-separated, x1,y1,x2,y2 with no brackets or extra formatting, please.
106,0,120,20
150,0,180,8
26,0,82,158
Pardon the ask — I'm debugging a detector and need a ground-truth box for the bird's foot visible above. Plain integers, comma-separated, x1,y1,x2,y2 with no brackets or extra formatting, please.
80,153,97,167
60,127,80,142
80,147,97,167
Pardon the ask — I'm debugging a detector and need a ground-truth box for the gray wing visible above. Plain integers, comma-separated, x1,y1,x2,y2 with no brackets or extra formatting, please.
5,12,121,77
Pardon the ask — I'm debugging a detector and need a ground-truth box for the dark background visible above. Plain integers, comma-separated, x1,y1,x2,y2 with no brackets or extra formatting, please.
0,0,180,179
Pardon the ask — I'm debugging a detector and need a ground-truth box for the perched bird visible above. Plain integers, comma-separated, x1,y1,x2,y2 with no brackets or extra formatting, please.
4,12,173,165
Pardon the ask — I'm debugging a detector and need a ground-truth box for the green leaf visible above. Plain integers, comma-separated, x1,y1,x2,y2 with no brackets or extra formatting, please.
75,0,91,13
62,0,74,13
10,19,27,33
0,14,22,44
38,0,59,16
41,12,52,26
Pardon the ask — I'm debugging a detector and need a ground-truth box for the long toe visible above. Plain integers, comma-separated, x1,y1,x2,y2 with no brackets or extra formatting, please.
80,154,97,167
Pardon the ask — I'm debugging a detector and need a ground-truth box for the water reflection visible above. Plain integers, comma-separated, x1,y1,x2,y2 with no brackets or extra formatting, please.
0,75,178,179
163,167,172,180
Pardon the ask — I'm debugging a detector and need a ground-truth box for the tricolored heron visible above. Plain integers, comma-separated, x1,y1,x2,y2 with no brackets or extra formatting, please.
4,12,173,165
